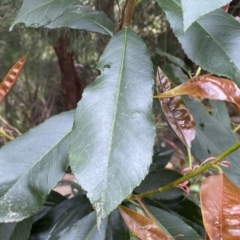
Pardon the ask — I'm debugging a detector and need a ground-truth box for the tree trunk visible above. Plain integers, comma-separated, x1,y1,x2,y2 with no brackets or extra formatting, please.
54,36,84,110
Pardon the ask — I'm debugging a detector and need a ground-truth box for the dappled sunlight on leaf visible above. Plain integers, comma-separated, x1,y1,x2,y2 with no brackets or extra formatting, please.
156,67,196,147
0,55,27,103
201,174,240,239
119,206,171,240
156,74,240,112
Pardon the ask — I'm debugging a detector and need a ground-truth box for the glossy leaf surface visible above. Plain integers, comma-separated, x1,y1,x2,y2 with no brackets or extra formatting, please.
156,67,196,147
46,6,114,36
106,209,130,240
148,206,202,240
156,48,191,76
184,97,240,186
181,0,231,30
0,111,74,222
70,28,155,220
201,174,240,239
157,74,240,112
156,0,240,86
10,0,79,30
209,100,231,129
31,195,92,239
0,217,32,240
0,55,27,103
59,212,107,240
119,206,170,240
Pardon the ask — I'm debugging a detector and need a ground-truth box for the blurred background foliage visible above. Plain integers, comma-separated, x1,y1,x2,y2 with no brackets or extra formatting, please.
1,0,239,137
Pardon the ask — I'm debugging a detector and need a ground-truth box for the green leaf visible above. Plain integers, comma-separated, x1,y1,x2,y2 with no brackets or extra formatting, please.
163,64,189,84
134,169,183,200
170,198,204,237
156,0,240,86
106,209,130,240
69,28,155,220
149,147,173,172
184,97,240,186
181,0,231,30
148,206,202,240
156,48,191,77
45,5,114,36
209,100,231,129
0,111,74,222
31,195,91,239
10,0,79,30
59,212,107,240
0,217,33,240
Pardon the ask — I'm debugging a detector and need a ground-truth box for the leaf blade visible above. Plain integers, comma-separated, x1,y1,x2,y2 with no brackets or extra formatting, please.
69,28,155,220
156,0,240,86
0,111,74,222
119,206,170,240
201,174,240,239
10,0,80,30
181,0,231,30
0,55,27,103
45,6,114,36
59,212,107,240
156,75,240,112
156,67,196,147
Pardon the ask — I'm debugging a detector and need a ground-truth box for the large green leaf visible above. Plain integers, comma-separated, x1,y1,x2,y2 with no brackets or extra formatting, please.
45,6,114,36
156,0,240,86
148,206,202,240
59,212,107,240
209,100,231,129
184,98,240,186
0,217,33,240
10,0,79,30
156,48,191,77
181,0,231,30
0,111,74,222
106,209,130,240
70,28,155,220
30,195,91,239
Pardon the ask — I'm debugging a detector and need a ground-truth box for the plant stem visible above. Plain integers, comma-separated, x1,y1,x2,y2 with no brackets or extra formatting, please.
0,128,14,140
187,146,192,168
233,124,240,133
195,66,202,77
122,0,136,27
132,141,240,200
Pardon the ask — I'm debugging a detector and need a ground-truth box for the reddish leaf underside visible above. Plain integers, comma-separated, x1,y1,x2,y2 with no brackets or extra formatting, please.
156,67,196,148
119,205,171,240
222,3,230,12
200,174,240,240
156,74,240,112
0,54,27,103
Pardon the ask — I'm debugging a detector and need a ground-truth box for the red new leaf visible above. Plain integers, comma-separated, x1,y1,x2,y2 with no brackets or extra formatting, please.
119,205,171,240
201,174,240,239
0,54,28,103
156,74,240,112
156,67,196,147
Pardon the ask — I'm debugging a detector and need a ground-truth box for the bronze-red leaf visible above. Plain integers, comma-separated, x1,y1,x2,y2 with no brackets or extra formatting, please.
201,174,240,239
156,74,240,112
156,67,196,148
0,54,28,103
119,205,171,240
